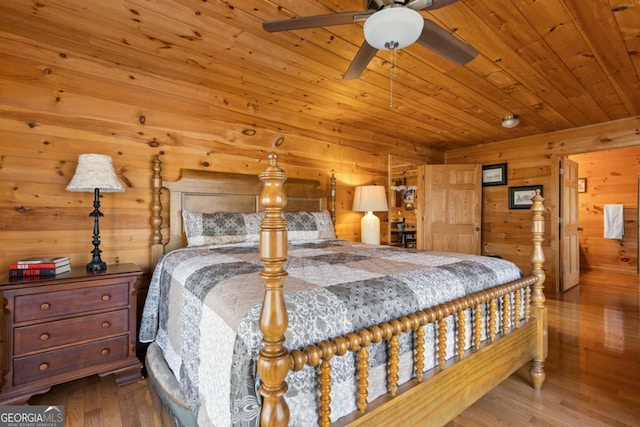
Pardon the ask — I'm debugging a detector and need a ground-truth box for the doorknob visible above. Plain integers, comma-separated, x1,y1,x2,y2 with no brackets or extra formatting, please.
577,227,584,231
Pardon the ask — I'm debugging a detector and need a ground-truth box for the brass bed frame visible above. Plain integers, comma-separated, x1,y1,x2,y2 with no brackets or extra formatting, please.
148,153,547,426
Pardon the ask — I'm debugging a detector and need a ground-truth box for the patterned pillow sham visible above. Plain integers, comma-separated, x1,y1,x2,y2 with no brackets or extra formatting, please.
182,210,336,247
182,210,263,246
283,210,336,241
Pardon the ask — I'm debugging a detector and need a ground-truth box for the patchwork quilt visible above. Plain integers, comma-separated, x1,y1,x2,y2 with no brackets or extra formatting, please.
139,239,522,426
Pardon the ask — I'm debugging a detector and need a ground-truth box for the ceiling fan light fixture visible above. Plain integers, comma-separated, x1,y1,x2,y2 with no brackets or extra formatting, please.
363,7,425,50
502,114,520,128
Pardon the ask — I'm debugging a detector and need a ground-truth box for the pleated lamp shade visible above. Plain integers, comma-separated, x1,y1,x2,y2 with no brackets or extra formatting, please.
66,154,124,192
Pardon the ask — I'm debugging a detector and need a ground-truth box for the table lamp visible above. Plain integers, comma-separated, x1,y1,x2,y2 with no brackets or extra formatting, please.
353,185,388,245
66,154,124,271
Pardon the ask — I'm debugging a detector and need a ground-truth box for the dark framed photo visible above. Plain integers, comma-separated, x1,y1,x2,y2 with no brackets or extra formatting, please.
508,185,543,209
578,178,586,193
482,163,507,186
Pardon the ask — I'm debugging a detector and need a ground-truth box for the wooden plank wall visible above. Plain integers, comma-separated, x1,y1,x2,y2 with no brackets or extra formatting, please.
446,116,640,294
1,16,639,296
0,31,441,280
570,148,639,273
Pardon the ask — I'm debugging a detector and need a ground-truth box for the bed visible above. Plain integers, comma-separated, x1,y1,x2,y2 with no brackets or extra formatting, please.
140,153,547,427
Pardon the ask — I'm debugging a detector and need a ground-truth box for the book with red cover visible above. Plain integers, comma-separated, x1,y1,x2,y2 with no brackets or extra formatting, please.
10,261,70,269
9,264,71,277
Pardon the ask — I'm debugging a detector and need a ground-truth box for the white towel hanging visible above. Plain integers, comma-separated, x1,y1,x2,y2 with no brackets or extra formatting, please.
604,204,624,239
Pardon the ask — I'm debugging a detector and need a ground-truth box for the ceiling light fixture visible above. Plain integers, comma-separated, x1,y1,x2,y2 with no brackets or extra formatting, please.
363,7,424,51
502,114,520,128
363,7,424,109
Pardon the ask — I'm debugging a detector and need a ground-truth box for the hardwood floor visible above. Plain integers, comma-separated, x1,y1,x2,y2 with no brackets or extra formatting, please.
29,270,640,426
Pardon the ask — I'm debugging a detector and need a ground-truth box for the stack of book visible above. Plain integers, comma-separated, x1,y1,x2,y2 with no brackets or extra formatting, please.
9,256,71,278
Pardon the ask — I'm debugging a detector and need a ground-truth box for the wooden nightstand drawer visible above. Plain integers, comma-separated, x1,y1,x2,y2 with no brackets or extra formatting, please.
0,264,143,403
14,309,129,355
14,282,129,323
13,335,129,385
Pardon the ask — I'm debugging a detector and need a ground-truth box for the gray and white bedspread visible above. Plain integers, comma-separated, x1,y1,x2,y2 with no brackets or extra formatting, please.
139,239,522,426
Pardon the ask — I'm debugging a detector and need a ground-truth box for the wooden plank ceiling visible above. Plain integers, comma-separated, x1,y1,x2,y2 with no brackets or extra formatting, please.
1,0,638,152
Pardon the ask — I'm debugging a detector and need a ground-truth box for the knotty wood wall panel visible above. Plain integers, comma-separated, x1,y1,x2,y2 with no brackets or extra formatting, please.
447,116,640,293
0,30,441,278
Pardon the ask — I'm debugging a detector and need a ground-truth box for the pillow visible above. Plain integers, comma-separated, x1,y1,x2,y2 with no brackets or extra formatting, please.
283,210,336,241
312,210,337,239
182,210,263,246
182,210,336,246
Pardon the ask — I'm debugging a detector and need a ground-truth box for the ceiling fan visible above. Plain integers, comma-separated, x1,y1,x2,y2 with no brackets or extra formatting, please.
263,0,479,80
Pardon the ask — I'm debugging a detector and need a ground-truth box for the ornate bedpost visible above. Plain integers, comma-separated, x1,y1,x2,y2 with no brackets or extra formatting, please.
258,153,290,427
529,189,547,389
150,154,164,267
330,172,336,224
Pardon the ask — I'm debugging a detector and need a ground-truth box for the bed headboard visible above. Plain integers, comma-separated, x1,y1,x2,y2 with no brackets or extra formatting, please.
150,154,336,266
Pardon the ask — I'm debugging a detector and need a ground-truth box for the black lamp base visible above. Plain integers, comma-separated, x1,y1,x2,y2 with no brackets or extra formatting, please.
87,259,107,272
87,188,107,272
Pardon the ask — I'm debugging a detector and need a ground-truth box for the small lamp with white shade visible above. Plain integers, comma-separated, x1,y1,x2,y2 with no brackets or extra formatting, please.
353,185,389,245
66,154,124,272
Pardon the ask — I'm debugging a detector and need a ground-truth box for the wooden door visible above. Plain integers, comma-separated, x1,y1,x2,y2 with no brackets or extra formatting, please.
561,157,580,291
418,164,482,254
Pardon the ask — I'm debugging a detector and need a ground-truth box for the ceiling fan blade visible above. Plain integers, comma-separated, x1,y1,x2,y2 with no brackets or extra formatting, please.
263,10,373,32
416,19,478,65
384,0,459,11
343,41,378,80
423,0,461,10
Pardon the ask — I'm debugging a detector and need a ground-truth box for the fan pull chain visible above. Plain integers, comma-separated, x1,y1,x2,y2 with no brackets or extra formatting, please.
384,41,399,109
389,47,398,108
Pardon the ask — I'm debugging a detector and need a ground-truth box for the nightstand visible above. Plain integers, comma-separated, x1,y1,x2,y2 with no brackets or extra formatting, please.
0,263,143,404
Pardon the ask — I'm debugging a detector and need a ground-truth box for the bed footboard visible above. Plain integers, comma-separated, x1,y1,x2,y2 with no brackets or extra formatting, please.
257,154,547,426
291,275,538,426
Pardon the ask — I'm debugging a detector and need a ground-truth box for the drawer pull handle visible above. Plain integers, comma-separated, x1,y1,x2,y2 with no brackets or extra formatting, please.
101,348,110,356
39,363,49,371
101,294,111,302
102,321,111,329
40,303,50,311
39,333,50,341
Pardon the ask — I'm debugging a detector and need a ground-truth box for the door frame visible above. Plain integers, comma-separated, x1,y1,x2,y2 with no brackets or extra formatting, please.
550,157,562,294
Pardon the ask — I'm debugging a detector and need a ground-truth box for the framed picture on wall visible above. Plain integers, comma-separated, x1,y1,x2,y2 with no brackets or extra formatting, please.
508,185,543,209
482,163,507,186
578,178,586,193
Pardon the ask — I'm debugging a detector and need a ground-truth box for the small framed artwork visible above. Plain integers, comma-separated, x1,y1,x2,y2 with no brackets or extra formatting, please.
508,185,543,209
404,187,416,210
578,178,586,193
482,163,507,186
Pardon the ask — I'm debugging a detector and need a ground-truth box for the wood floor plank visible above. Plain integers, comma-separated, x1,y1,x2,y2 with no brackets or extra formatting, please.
100,375,124,427
118,386,143,427
83,408,102,427
65,380,87,427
